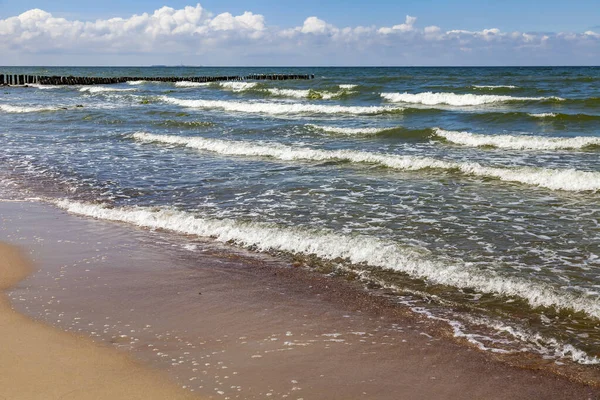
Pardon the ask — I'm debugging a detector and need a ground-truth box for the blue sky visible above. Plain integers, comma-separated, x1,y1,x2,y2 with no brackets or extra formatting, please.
0,1,598,65
1,0,599,33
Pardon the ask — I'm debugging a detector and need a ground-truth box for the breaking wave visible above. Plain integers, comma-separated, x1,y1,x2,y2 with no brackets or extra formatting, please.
0,104,63,113
79,87,137,93
381,92,563,106
265,87,356,100
160,96,401,115
434,128,600,150
472,85,518,89
132,132,600,192
174,81,211,87
219,81,257,91
306,124,395,135
55,199,600,321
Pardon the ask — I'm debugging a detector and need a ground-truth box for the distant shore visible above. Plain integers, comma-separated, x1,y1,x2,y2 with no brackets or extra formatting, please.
1,199,599,399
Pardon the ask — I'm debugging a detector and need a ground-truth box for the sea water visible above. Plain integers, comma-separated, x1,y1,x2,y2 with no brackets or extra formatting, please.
1,66,599,365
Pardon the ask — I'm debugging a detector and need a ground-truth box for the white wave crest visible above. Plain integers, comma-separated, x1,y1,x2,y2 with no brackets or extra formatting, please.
529,113,557,118
28,84,60,90
79,87,136,93
174,81,211,87
381,92,562,106
55,199,600,320
219,81,257,91
132,132,600,192
307,124,391,135
468,316,600,365
339,84,358,89
473,85,517,89
0,104,62,113
160,96,399,115
265,88,353,100
127,80,146,85
434,128,600,150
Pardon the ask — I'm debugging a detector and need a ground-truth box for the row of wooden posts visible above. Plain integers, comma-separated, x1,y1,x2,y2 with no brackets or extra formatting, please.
0,74,314,86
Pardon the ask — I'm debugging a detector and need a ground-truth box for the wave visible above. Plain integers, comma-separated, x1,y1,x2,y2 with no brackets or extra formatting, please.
434,129,600,150
529,113,556,118
306,124,394,135
219,81,257,91
305,124,430,139
174,81,211,87
55,199,600,320
381,92,563,106
265,88,354,100
472,85,518,89
79,87,136,93
0,104,63,113
132,132,600,192
160,96,401,115
27,84,61,90
154,120,215,128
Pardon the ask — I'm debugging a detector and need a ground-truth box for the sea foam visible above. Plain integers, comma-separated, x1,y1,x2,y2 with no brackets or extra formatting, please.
266,87,355,100
306,124,393,135
160,96,399,115
219,82,257,91
79,87,136,93
174,81,211,87
381,92,562,106
472,85,518,89
0,104,62,113
55,199,600,320
434,128,600,150
132,132,600,192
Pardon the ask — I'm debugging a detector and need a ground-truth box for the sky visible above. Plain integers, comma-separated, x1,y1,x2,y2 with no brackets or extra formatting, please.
0,0,598,66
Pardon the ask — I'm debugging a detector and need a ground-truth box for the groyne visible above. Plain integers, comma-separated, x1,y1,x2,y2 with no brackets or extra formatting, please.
0,73,314,86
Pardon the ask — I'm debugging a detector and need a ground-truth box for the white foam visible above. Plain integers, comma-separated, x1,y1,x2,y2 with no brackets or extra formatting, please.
160,96,399,115
28,84,60,90
381,92,562,106
265,88,353,100
174,81,211,87
79,87,136,93
0,104,62,113
434,128,600,150
339,84,358,89
473,85,517,89
529,113,558,118
266,88,311,98
132,132,600,192
307,124,390,135
471,317,600,365
219,82,257,91
127,80,147,85
55,199,600,320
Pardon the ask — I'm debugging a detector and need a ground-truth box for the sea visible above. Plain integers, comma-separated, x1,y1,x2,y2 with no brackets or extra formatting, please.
1,66,599,367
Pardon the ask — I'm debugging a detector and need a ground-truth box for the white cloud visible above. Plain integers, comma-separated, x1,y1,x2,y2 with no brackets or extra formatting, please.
0,3,598,65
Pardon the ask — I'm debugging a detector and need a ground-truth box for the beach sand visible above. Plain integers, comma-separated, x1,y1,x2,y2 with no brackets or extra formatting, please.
1,200,599,399
0,241,198,400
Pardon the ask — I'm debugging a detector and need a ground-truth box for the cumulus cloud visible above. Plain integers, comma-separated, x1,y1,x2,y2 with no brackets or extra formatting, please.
0,3,598,65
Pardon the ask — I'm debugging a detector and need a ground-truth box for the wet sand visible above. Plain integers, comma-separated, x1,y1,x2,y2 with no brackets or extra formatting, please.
0,241,198,400
1,199,599,399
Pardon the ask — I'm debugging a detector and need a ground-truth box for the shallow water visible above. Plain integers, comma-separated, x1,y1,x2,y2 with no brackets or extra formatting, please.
1,66,599,365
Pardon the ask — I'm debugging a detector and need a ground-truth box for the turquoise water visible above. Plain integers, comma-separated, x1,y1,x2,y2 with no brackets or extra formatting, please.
1,66,599,366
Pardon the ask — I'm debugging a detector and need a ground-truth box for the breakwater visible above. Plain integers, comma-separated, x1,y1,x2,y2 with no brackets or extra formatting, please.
0,73,314,86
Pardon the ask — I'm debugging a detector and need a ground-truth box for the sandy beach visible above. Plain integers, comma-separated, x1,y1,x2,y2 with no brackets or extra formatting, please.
0,240,198,400
1,199,599,399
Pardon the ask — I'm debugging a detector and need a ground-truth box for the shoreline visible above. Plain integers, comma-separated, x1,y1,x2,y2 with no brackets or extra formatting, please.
1,198,599,399
0,241,198,400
